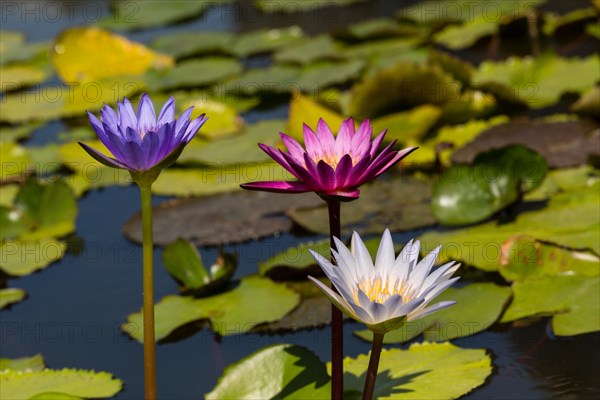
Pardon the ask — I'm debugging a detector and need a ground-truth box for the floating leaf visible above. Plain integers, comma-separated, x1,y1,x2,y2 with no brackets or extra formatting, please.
296,60,366,90
0,141,30,182
428,50,473,85
371,105,442,144
498,235,599,281
288,177,436,236
97,0,220,30
224,65,300,95
259,239,330,278
452,119,600,168
349,62,461,119
542,7,598,35
434,17,497,50
0,123,43,143
286,93,345,141
0,239,66,276
339,342,492,399
0,368,122,399
0,354,44,371
123,276,300,341
338,18,425,41
502,275,600,336
176,97,243,139
0,79,140,123
0,41,48,66
356,283,511,344
178,120,286,165
472,53,600,108
0,64,49,93
51,27,173,83
151,31,234,59
274,35,342,65
162,239,237,295
571,86,600,117
255,0,367,12
0,288,26,309
144,58,242,91
206,344,330,400
232,27,304,57
0,184,19,207
342,38,421,62
124,190,321,246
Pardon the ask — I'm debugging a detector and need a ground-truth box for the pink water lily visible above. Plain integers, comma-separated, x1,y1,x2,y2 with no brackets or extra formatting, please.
241,118,417,201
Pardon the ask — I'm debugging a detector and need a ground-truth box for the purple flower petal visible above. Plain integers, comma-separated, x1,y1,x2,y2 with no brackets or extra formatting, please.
303,123,322,160
351,118,373,158
121,140,146,170
140,131,161,169
316,118,335,153
78,142,128,169
259,143,302,180
369,129,387,158
157,96,175,125
118,99,137,131
316,160,335,192
182,114,207,143
279,132,305,162
240,181,312,193
137,93,156,135
334,154,353,188
175,106,194,135
334,118,354,158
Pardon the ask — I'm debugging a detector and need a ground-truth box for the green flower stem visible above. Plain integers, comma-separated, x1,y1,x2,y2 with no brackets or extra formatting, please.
362,332,384,400
327,199,343,400
140,184,157,400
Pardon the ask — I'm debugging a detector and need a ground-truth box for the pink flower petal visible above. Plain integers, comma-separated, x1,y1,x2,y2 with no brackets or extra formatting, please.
240,181,311,193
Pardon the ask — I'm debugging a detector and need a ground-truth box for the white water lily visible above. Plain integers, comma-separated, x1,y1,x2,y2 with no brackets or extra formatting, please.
308,229,460,333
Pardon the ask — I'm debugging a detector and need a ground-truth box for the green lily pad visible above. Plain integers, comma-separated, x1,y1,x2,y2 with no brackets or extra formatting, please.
571,86,600,117
288,177,436,235
151,31,234,59
232,26,304,57
472,53,600,108
339,341,492,399
0,354,44,371
0,79,140,123
502,275,600,336
0,368,123,399
97,0,222,30
206,344,330,399
0,288,26,309
342,37,421,62
274,35,343,65
338,18,425,41
0,64,49,93
123,276,300,341
0,141,30,182
420,183,600,270
0,239,66,276
223,65,300,95
286,93,345,141
296,60,366,90
162,239,237,295
434,17,497,50
587,22,600,38
0,41,48,66
437,90,498,126
370,105,442,144
176,97,243,139
542,7,598,35
349,62,461,119
144,58,242,91
498,235,599,282
432,145,547,226
356,283,512,344
255,0,367,12
0,184,19,207
178,119,286,165
0,123,43,143
428,50,473,85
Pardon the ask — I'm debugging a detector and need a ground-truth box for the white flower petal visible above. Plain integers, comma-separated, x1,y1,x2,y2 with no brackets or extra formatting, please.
394,239,420,283
308,276,358,320
408,245,441,293
375,228,395,273
390,296,425,318
408,300,456,321
351,231,374,279
422,261,458,289
333,237,359,277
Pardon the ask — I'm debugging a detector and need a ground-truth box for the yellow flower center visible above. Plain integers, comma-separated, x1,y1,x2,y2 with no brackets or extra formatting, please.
353,276,414,305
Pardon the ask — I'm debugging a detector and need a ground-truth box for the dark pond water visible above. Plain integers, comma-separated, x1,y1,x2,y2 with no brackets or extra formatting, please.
1,0,599,399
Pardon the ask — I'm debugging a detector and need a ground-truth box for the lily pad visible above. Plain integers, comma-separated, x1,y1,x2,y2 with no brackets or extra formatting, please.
0,354,44,371
97,0,221,30
370,105,442,144
356,283,512,344
0,64,49,92
259,239,330,278
472,53,600,108
206,344,330,400
0,368,123,399
224,65,300,95
349,62,461,119
0,41,48,66
178,119,286,165
232,27,304,57
287,177,436,236
123,276,300,341
0,239,66,276
502,275,600,336
144,58,242,91
0,288,26,309
0,141,30,182
0,184,19,207
542,7,598,35
296,60,366,90
571,86,600,117
162,239,237,295
255,0,367,12
338,18,425,41
434,16,497,50
0,123,43,143
176,97,243,139
51,27,173,83
151,31,234,59
124,190,321,246
339,341,492,399
274,35,342,65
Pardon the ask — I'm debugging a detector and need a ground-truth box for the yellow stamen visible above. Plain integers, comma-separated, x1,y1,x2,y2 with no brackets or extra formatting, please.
353,276,414,305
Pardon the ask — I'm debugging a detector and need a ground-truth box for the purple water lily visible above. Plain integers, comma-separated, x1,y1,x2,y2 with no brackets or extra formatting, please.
241,118,416,200
80,93,207,173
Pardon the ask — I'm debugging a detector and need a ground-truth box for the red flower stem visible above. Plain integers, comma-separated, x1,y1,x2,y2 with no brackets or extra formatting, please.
140,184,157,400
327,199,343,400
362,333,384,400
